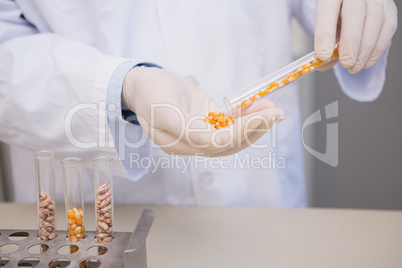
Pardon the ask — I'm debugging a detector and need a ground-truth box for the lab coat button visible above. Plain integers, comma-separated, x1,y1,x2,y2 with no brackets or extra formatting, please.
186,76,199,86
199,172,214,187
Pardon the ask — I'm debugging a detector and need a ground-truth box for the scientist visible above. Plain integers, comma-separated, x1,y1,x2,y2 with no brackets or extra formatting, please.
0,0,397,206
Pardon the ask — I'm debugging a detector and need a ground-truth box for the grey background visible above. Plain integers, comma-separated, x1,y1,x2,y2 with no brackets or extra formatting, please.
304,1,402,210
1,3,401,209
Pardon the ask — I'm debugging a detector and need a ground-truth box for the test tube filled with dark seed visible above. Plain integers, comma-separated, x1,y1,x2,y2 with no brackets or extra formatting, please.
93,156,114,244
35,150,56,241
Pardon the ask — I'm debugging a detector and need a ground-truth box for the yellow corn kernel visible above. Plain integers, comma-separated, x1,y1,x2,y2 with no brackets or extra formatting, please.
67,210,74,219
74,226,82,235
76,233,84,239
70,235,77,242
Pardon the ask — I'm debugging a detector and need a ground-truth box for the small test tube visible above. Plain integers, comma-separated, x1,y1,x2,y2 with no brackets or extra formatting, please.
224,43,339,113
61,157,86,242
35,150,56,241
93,156,114,243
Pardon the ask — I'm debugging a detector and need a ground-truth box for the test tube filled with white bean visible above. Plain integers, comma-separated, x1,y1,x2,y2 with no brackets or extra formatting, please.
93,156,114,243
35,150,56,241
61,157,86,242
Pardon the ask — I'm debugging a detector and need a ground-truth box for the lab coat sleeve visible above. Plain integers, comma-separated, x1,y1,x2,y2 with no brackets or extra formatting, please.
0,0,149,180
107,62,152,181
290,0,389,101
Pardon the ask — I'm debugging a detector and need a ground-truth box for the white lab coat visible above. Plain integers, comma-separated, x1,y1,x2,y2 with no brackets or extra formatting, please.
0,0,387,206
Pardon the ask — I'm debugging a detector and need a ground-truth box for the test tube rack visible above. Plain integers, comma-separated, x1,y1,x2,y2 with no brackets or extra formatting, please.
0,209,154,268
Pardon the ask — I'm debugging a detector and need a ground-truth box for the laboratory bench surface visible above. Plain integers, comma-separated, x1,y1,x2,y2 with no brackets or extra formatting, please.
1,203,402,268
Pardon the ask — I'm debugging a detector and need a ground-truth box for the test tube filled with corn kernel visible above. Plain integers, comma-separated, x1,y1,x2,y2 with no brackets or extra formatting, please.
93,156,114,244
35,150,57,241
61,157,86,242
222,43,339,115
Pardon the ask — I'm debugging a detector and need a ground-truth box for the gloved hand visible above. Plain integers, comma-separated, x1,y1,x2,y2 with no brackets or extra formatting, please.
315,0,398,73
122,67,285,156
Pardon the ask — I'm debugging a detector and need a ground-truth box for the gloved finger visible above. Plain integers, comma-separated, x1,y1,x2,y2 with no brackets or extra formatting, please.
190,84,224,116
149,84,221,146
237,99,276,117
150,128,200,155
146,103,190,143
182,111,262,153
349,0,385,74
207,107,285,154
315,0,342,61
338,0,366,70
212,112,286,157
317,59,339,72
183,86,229,148
156,112,282,157
364,0,398,69
147,106,284,156
150,110,276,156
137,114,196,154
183,98,281,154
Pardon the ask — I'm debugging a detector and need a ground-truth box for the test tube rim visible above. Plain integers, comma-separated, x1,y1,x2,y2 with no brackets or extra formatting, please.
34,150,54,160
92,156,113,164
60,157,82,167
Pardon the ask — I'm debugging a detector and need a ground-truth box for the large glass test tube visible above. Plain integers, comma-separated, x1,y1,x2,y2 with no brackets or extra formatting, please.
35,150,56,241
224,43,339,113
93,156,114,243
61,157,86,242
